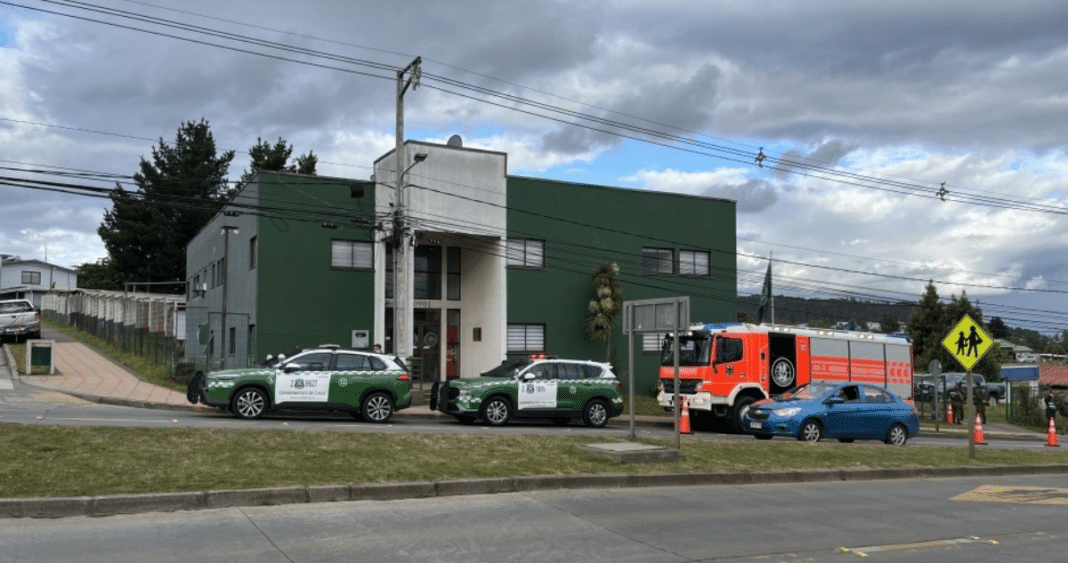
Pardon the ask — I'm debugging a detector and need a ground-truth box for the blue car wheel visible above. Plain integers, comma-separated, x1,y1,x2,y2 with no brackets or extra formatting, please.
798,420,822,443
885,423,909,446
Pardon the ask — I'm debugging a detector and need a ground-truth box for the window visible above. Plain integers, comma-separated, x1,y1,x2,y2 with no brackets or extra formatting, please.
507,324,545,354
21,271,41,285
334,353,371,371
447,246,461,300
331,240,373,270
526,363,555,380
642,248,673,275
414,246,442,300
679,250,710,276
715,337,743,363
228,326,236,355
642,332,667,353
249,236,258,269
507,239,544,268
865,387,893,404
557,362,587,380
288,352,332,371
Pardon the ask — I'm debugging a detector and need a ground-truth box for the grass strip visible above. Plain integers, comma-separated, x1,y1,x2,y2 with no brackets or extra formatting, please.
1,424,1065,498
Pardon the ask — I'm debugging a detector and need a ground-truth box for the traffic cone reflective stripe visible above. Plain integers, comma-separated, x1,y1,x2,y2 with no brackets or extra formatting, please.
973,413,986,445
680,397,693,434
1047,417,1060,448
946,403,954,425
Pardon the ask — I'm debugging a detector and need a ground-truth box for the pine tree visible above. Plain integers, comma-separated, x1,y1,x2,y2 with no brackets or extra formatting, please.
239,137,318,185
98,119,234,286
907,281,944,367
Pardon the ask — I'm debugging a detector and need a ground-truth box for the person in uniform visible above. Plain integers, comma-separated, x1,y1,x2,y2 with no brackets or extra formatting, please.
950,381,965,424
973,383,987,424
1045,392,1059,428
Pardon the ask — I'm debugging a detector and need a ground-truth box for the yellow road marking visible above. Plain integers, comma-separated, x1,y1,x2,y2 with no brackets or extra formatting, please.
953,485,1068,505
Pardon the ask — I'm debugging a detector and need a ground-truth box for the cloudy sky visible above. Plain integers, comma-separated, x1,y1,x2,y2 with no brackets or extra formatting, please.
1,0,1067,333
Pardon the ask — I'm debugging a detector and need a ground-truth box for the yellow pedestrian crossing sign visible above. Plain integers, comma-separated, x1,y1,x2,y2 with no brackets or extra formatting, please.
941,314,993,371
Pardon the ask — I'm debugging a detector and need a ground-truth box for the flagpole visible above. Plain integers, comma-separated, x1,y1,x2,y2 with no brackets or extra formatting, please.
769,251,774,325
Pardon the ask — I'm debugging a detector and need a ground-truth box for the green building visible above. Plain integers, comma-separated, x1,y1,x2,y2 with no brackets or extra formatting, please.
185,139,736,392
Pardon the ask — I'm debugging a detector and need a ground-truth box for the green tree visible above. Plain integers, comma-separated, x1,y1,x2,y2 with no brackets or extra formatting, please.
988,316,1008,339
75,258,123,291
585,263,623,360
239,137,318,185
98,119,235,286
907,281,945,369
879,312,900,334
737,311,755,324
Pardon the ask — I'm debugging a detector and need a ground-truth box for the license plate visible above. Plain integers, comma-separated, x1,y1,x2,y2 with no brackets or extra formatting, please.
749,422,762,429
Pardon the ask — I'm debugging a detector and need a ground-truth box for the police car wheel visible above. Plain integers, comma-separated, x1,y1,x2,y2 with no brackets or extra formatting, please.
582,400,609,428
362,392,394,423
482,397,511,426
232,388,267,420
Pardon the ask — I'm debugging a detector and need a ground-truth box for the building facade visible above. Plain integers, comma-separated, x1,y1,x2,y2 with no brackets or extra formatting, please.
185,140,737,392
0,254,79,306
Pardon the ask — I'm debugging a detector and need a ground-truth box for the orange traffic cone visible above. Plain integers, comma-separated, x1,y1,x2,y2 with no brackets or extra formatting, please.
946,403,954,425
680,397,693,434
973,414,986,445
1047,417,1060,448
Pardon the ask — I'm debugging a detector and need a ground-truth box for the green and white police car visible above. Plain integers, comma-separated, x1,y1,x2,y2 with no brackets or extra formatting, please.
431,357,625,427
187,345,412,423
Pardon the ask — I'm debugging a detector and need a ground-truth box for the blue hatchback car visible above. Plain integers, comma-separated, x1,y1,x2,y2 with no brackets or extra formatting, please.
743,382,920,445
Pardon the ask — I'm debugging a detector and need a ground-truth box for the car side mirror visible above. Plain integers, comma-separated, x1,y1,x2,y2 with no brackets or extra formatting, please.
283,363,301,373
522,373,536,381
826,396,844,405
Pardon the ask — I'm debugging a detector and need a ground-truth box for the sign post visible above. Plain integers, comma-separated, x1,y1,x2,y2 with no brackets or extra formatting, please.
941,314,993,459
929,359,942,433
623,297,689,448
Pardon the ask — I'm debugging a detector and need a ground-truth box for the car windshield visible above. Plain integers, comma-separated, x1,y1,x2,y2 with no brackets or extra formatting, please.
778,382,837,401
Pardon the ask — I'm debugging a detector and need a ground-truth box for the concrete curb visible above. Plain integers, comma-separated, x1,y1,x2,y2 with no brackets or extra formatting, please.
3,464,1068,519
1,343,16,380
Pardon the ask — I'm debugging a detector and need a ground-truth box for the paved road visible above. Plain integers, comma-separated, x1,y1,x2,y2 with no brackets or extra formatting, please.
3,474,1067,562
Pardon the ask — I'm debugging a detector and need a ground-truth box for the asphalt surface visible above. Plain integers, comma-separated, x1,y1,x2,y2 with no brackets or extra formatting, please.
2,333,1066,520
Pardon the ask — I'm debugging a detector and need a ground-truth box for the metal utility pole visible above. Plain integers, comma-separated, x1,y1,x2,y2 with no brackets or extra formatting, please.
393,56,422,361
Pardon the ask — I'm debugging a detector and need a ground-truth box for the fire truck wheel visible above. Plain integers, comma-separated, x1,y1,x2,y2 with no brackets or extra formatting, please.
798,420,823,443
771,358,796,388
730,396,756,433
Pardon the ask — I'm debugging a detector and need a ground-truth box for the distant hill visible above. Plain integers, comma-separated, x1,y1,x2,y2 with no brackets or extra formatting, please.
736,295,917,328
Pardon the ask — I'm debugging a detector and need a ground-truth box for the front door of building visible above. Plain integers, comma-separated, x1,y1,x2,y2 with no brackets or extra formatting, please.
413,309,441,385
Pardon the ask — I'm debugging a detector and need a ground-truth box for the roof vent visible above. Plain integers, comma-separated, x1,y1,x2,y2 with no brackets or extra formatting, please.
446,134,463,147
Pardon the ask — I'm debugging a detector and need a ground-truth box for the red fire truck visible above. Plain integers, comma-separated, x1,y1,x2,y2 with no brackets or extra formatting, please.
656,322,914,431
